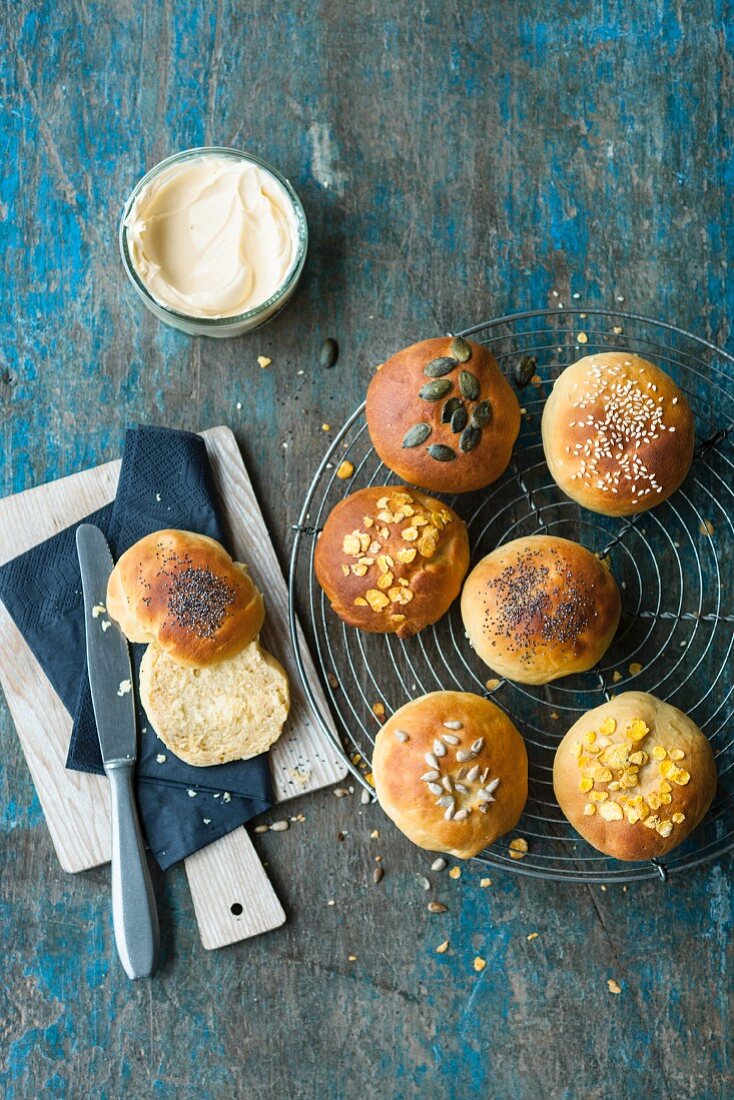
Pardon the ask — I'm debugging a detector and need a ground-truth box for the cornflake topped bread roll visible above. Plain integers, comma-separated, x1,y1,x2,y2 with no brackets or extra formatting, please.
314,485,469,638
366,336,521,493
107,529,264,668
553,692,717,861
542,353,695,516
372,691,528,858
461,535,621,685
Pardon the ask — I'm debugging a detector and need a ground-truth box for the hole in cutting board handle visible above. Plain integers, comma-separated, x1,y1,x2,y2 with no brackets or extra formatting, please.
230,902,243,916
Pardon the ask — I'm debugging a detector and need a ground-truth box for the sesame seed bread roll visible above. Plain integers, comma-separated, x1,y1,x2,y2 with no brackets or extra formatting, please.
461,535,621,685
366,336,521,493
541,353,695,516
314,485,469,639
553,692,717,861
372,691,528,859
139,639,289,766
107,529,264,668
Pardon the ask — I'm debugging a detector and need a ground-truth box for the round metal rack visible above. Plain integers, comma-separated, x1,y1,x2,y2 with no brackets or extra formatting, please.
288,308,734,883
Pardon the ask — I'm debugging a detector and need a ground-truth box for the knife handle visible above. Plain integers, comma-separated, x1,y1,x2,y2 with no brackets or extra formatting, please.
106,760,160,980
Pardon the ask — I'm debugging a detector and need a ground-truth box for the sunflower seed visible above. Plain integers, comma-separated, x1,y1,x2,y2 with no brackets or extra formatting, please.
334,787,350,798
454,783,470,794
360,789,371,805
427,782,443,795
449,335,471,362
441,396,462,423
444,720,463,730
419,378,453,401
514,354,537,387
456,750,474,763
471,738,485,753
437,795,455,808
270,820,289,832
477,788,495,803
421,770,440,782
450,406,468,433
424,752,440,770
428,901,448,913
466,765,480,782
424,356,456,377
471,400,492,427
373,866,384,884
457,767,468,780
441,775,453,792
444,803,456,821
319,337,339,369
459,370,480,400
394,728,410,742
427,443,457,462
453,808,469,821
485,777,501,793
460,426,482,453
480,767,489,783
433,740,447,757
402,422,431,448
442,733,460,745
431,857,448,871
254,824,269,833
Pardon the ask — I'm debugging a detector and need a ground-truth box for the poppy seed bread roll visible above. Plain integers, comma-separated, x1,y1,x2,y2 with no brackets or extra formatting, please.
553,692,717,860
541,353,695,516
366,336,521,493
461,535,621,685
107,529,264,668
314,485,469,638
372,691,528,859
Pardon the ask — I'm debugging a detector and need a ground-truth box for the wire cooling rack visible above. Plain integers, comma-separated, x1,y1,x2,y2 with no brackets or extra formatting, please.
288,308,734,883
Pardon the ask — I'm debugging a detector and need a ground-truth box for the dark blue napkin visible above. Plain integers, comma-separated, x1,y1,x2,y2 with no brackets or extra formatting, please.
0,426,274,869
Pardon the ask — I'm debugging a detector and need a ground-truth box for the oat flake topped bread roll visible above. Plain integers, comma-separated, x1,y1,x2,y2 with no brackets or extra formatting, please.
366,336,521,493
541,352,695,516
107,529,264,668
314,485,469,638
461,535,621,685
553,692,717,861
372,691,528,859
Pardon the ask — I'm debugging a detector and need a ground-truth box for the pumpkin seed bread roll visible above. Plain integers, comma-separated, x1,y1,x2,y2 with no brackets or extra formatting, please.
107,529,264,668
553,692,717,860
366,336,521,493
314,485,469,639
541,352,695,516
461,535,621,685
372,691,528,859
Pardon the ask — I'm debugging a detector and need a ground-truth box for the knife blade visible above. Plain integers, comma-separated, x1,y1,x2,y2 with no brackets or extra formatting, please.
76,523,160,980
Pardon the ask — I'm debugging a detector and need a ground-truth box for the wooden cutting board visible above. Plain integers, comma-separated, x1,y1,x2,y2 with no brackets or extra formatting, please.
0,426,346,949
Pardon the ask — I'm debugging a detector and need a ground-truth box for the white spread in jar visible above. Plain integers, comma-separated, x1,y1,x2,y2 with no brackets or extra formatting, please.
124,155,299,318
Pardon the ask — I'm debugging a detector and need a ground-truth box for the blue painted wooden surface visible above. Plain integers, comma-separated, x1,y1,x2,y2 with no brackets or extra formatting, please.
1,3,733,1097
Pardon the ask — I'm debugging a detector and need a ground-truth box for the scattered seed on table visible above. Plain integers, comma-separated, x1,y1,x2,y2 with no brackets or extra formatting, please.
348,954,357,962
527,932,539,941
372,702,385,717
607,979,622,994
431,858,447,872
257,355,271,368
435,940,449,954
373,866,384,884
417,875,431,891
327,672,339,689
333,787,350,798
254,825,269,834
270,820,289,832
320,337,339,369
480,878,492,888
360,789,371,805
427,901,447,914
371,829,380,839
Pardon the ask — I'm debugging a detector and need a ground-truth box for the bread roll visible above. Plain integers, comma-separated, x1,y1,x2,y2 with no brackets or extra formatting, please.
372,691,527,858
366,336,521,493
553,692,716,860
107,530,264,667
314,485,469,639
541,352,695,516
461,535,621,684
139,639,289,766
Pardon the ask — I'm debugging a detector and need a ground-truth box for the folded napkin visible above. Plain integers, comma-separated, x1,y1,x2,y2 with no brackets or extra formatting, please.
0,426,274,869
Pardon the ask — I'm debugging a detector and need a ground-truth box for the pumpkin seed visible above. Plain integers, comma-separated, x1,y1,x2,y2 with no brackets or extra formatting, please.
441,396,462,423
450,406,468,433
471,400,492,427
427,443,457,462
402,422,431,448
459,426,482,453
459,370,480,400
319,337,339,369
514,355,536,387
449,335,471,362
424,356,456,377
419,378,452,401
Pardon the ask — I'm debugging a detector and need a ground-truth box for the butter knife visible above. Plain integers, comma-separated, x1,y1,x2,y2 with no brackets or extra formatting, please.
76,524,160,980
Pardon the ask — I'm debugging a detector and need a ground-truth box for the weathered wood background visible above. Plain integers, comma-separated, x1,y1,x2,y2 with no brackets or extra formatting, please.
1,3,733,1097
